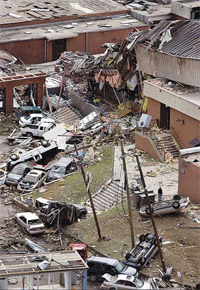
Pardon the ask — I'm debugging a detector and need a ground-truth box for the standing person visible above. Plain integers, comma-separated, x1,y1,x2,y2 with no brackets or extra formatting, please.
158,187,163,202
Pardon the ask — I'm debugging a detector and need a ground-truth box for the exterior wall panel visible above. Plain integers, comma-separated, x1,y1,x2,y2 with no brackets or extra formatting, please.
136,45,200,88
179,157,200,203
0,39,45,64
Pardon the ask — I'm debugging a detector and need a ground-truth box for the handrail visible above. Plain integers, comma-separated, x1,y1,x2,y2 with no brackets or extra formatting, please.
170,127,184,149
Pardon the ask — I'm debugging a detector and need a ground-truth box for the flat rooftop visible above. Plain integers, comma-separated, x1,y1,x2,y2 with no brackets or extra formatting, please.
128,5,171,23
0,0,129,27
0,16,146,43
146,78,200,107
0,251,88,277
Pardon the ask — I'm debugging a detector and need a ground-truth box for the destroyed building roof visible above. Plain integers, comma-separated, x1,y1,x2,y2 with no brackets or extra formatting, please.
132,20,200,60
0,0,129,26
0,16,145,44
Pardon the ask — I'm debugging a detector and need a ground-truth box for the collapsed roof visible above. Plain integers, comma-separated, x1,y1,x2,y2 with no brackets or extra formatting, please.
128,20,200,60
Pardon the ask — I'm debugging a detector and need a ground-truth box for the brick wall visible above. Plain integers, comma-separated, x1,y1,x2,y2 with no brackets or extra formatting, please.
135,132,163,162
178,157,200,203
0,39,45,64
147,98,160,127
170,108,200,148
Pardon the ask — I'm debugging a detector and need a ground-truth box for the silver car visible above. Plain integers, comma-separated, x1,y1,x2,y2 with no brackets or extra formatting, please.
139,196,190,217
17,169,47,193
15,212,46,235
100,274,155,290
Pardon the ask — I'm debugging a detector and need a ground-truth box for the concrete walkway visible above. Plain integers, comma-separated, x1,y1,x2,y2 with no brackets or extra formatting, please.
113,145,179,201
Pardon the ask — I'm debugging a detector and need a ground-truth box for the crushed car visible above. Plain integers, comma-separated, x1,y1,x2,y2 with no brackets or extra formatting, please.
17,169,47,193
37,200,87,226
139,195,190,217
86,256,137,282
46,157,77,182
100,274,157,290
15,212,46,235
124,233,162,269
68,243,88,260
5,162,32,186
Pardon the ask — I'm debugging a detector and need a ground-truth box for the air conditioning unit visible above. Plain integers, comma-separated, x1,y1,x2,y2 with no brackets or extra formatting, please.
138,114,152,128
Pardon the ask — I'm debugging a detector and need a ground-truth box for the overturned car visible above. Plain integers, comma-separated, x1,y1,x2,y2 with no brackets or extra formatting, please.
37,200,87,226
124,233,162,269
139,195,190,217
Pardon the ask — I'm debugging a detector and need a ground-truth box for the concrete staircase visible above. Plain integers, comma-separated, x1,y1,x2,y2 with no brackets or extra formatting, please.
87,179,125,211
153,132,180,159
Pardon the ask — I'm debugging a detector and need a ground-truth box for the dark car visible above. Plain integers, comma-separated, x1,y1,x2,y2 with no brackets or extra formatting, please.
5,163,32,186
47,157,77,182
86,256,137,282
38,200,87,226
124,233,162,269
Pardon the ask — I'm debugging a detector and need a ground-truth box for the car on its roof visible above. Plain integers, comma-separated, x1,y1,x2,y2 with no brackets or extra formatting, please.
139,195,190,217
100,274,156,290
15,212,45,235
124,233,162,270
5,163,32,186
17,169,47,193
86,256,137,282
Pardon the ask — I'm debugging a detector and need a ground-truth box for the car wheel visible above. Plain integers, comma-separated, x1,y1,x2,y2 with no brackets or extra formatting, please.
146,207,153,215
89,274,97,282
10,154,19,161
173,201,180,209
79,212,86,219
139,234,146,242
125,253,132,260
173,194,181,201
138,256,146,265
26,132,33,137
109,288,116,290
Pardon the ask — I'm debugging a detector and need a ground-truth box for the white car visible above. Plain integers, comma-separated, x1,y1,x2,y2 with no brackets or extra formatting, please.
100,274,157,290
20,122,56,138
17,169,47,193
19,113,55,127
19,113,44,126
15,212,46,235
139,196,190,217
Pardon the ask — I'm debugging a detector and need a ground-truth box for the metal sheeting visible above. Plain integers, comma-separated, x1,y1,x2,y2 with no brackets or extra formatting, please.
133,20,200,60
161,21,200,59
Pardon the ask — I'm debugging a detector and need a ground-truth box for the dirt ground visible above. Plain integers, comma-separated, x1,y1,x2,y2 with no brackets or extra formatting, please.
67,202,200,286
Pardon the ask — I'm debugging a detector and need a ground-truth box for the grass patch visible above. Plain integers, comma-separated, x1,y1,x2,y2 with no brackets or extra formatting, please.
33,146,114,203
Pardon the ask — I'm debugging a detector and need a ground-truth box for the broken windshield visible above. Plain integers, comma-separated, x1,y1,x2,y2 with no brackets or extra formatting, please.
24,173,38,183
51,166,66,175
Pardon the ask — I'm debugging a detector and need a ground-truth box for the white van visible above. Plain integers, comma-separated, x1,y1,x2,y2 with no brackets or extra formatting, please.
20,122,56,138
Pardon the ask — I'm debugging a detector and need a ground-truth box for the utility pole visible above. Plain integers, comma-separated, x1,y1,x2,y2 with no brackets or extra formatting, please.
120,141,135,248
74,144,102,240
135,155,167,274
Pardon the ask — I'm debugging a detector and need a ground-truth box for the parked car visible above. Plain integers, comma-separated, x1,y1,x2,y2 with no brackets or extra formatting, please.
86,256,137,282
46,157,77,182
15,212,46,235
5,163,32,186
17,169,47,193
100,274,156,290
124,233,162,269
20,122,56,138
139,195,190,217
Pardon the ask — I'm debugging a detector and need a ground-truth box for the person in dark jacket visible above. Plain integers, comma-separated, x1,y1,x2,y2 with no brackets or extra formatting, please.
158,187,163,201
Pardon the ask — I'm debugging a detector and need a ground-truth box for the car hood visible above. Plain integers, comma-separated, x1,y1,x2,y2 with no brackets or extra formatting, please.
7,173,21,181
121,265,137,276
